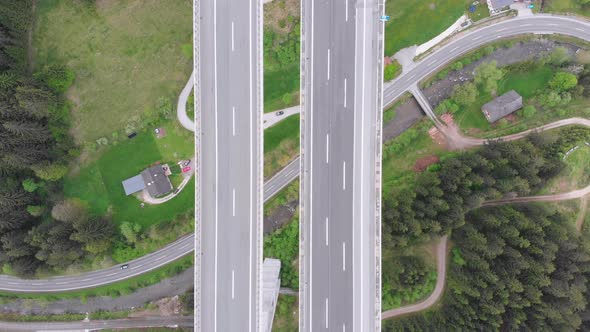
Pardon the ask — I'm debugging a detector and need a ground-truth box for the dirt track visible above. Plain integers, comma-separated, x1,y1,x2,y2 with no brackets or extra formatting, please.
382,117,590,320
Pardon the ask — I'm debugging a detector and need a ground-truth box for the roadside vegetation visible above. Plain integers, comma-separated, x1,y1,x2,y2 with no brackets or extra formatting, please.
263,0,300,113
264,180,299,217
264,214,299,290
272,295,298,332
430,46,590,138
264,114,300,177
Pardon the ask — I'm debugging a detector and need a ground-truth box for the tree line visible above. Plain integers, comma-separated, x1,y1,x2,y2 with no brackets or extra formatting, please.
0,0,113,276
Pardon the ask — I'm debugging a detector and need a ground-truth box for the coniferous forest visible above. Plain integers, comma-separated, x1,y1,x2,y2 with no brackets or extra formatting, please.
383,128,590,330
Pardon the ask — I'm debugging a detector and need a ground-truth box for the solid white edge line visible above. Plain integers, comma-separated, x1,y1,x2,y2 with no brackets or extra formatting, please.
248,0,253,330
233,188,236,217
213,0,219,330
309,0,315,328
231,21,235,51
232,106,236,136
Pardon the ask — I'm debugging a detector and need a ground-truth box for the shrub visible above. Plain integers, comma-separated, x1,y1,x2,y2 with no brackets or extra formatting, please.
22,178,39,192
34,64,75,93
549,72,578,92
521,105,536,118
384,61,402,81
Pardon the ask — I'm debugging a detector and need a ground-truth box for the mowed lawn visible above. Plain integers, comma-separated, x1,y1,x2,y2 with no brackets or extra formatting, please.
64,126,194,228
34,0,193,143
384,0,465,56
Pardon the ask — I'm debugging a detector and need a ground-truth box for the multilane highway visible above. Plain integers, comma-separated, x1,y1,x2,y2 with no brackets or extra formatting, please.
195,0,263,330
299,0,384,330
0,13,588,309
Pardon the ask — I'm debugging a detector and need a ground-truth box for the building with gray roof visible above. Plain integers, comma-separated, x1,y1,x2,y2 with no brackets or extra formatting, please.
122,174,146,196
481,90,523,123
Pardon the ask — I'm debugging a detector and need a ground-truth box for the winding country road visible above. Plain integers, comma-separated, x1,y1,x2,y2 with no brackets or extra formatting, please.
1,13,589,296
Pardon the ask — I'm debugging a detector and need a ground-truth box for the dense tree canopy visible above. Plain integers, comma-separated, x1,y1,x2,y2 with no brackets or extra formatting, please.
382,134,569,249
384,205,590,331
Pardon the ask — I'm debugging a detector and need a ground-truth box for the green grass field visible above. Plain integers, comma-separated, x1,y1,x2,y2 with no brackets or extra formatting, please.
264,114,300,177
64,126,194,228
498,65,554,97
384,0,465,56
34,0,192,143
542,145,590,195
544,0,590,16
382,120,453,196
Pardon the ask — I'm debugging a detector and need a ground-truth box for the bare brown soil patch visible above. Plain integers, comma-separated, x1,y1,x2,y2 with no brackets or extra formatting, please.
414,155,440,173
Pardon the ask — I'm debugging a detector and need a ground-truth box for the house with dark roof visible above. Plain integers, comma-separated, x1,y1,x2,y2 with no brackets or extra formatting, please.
141,165,173,198
481,90,523,123
121,164,173,198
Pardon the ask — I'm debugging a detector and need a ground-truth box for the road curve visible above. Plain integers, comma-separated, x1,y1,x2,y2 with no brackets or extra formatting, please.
382,236,448,319
1,14,588,293
177,70,195,132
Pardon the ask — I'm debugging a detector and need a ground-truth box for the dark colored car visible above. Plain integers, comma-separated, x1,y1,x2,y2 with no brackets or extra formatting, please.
276,110,284,116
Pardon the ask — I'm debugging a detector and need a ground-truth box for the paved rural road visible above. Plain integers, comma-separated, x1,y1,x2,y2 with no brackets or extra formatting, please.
177,70,195,132
195,0,263,330
0,316,193,331
0,12,588,300
299,0,384,331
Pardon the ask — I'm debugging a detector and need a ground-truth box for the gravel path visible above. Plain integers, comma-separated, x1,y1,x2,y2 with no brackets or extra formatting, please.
0,268,194,315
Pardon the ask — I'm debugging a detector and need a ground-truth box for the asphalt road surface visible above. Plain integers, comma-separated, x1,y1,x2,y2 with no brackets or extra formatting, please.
0,316,193,331
195,0,263,330
299,0,384,331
